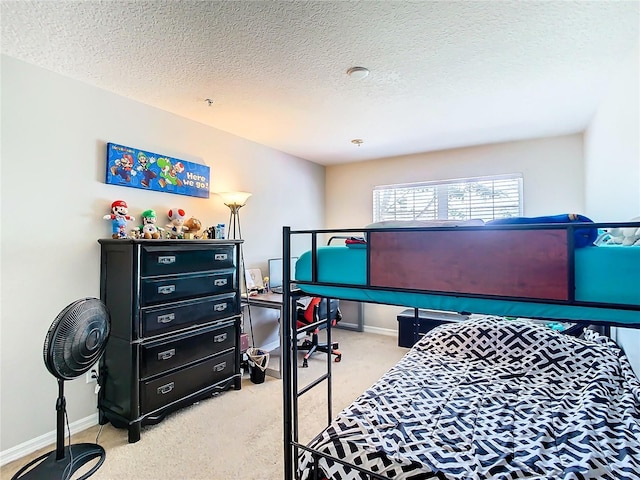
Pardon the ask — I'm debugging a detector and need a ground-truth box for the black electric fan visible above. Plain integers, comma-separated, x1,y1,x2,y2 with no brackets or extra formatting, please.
12,298,111,480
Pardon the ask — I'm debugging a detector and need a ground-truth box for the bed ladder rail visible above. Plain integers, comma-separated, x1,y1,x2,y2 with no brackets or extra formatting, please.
284,294,336,480
293,298,336,422
282,226,345,480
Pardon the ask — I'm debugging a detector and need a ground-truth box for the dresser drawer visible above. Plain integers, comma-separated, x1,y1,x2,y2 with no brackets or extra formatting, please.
140,322,236,378
141,351,235,414
141,245,235,276
141,270,235,306
141,293,237,337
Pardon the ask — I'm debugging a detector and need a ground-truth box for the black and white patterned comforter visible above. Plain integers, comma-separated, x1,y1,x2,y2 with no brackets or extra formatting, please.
299,317,640,480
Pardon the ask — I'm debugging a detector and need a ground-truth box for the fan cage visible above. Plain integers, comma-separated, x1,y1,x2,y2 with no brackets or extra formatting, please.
43,298,110,380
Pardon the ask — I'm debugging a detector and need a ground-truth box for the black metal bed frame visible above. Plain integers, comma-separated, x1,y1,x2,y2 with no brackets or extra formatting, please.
281,222,640,480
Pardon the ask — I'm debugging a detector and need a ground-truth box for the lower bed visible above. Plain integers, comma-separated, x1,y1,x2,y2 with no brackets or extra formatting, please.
298,317,640,480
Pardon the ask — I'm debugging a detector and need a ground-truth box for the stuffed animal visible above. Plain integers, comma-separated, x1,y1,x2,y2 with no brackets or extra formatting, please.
139,209,163,239
103,200,135,239
183,217,202,239
166,208,189,239
607,217,640,246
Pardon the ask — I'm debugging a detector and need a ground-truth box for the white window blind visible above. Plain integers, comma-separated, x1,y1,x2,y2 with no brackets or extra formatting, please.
373,174,523,223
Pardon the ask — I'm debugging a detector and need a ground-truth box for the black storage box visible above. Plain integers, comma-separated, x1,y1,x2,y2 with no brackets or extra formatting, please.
397,309,469,348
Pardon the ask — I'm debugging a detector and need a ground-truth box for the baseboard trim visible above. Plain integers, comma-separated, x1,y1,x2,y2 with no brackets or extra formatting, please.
363,325,396,337
0,413,98,467
259,340,280,353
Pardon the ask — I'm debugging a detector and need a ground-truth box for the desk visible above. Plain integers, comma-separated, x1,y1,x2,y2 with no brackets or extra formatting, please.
242,293,284,379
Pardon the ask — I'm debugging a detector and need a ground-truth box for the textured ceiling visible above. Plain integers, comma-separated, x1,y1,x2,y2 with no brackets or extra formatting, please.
1,1,638,165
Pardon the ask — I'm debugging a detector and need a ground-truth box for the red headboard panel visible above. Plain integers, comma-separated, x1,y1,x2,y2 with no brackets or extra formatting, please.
369,229,570,301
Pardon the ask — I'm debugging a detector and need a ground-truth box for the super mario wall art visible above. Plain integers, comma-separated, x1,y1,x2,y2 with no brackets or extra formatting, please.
105,143,210,198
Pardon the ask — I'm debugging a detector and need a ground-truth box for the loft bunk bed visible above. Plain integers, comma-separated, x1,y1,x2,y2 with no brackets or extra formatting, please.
281,220,640,480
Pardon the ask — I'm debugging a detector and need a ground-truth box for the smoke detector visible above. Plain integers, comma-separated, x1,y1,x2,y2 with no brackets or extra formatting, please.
346,67,369,80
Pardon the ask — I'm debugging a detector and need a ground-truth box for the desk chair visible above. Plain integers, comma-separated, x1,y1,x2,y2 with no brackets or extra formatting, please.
296,297,342,368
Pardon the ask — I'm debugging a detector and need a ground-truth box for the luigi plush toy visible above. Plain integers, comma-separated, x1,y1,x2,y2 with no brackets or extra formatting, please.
139,209,163,239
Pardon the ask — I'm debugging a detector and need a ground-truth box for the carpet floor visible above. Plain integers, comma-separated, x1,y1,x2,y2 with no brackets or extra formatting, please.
2,329,406,480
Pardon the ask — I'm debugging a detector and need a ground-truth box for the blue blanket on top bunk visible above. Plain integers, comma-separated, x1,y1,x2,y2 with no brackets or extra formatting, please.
486,214,598,248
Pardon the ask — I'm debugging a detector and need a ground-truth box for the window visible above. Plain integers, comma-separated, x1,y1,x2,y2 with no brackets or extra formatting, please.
373,174,523,223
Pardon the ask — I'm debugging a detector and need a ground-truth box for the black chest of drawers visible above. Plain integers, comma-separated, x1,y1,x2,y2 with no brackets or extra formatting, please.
97,239,243,443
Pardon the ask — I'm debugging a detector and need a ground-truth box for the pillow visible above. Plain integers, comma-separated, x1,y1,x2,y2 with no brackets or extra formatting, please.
600,216,640,246
365,219,485,229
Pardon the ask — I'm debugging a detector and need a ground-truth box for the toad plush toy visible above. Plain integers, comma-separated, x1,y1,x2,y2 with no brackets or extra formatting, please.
607,217,640,246
167,208,189,239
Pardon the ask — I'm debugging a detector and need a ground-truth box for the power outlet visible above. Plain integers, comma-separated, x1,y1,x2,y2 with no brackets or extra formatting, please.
85,367,98,384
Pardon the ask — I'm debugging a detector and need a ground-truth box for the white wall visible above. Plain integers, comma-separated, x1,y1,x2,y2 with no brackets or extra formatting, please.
585,48,640,220
0,55,325,453
325,134,586,330
584,48,640,375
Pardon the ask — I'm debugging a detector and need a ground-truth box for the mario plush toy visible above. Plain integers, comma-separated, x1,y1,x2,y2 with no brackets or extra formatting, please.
103,200,135,239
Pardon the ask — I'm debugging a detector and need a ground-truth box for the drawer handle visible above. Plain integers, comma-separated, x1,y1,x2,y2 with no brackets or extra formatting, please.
214,278,228,287
214,332,228,343
213,362,227,372
158,285,176,295
158,349,176,360
158,256,176,265
157,382,175,395
214,253,228,261
214,303,227,312
157,313,175,324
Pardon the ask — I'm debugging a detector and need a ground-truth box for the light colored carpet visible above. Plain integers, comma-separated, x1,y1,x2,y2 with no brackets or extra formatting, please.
2,329,406,480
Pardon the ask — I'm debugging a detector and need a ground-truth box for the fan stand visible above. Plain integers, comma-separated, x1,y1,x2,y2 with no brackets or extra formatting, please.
11,379,105,480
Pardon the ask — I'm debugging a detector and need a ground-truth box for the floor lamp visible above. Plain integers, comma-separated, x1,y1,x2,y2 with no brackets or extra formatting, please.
217,191,254,345
218,191,251,241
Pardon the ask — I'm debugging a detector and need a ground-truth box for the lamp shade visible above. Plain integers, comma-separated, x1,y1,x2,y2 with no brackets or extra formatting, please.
217,191,252,207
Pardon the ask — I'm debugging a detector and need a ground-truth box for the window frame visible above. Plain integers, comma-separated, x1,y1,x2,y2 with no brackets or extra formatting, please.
372,173,523,223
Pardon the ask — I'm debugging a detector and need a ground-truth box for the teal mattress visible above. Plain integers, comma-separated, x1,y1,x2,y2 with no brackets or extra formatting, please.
294,245,640,325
